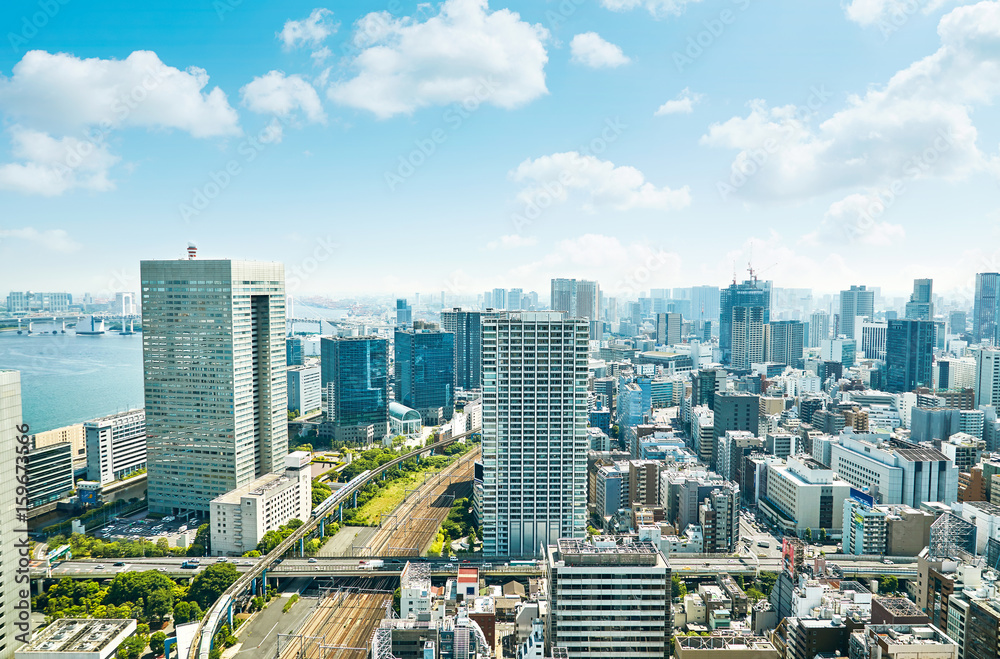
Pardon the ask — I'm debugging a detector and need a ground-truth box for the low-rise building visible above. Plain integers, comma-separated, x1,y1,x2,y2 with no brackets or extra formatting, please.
674,633,778,659
848,624,957,659
209,452,311,556
15,619,136,659
287,364,321,415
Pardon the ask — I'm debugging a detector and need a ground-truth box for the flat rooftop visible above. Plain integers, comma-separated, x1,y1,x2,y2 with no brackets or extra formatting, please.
19,619,135,655
555,537,664,567
675,634,776,651
211,472,290,504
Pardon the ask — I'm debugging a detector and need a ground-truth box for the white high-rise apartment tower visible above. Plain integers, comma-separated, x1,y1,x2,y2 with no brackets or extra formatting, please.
480,312,588,557
975,348,1000,409
0,371,25,659
141,252,287,514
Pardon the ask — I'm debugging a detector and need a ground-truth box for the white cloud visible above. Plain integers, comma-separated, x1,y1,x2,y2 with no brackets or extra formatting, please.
655,87,704,115
240,71,326,124
0,126,119,196
328,0,550,118
801,192,908,247
508,234,683,298
569,32,630,68
279,8,337,49
844,0,962,26
701,2,1000,202
509,151,692,212
0,227,81,252
0,50,240,138
311,47,332,65
600,0,705,18
487,234,538,250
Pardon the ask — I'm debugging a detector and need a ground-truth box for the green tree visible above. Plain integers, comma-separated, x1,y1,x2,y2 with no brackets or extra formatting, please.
671,574,687,599
147,590,173,624
803,528,813,543
312,481,332,508
757,571,779,596
818,528,827,542
187,563,239,609
149,632,167,656
878,575,899,594
173,600,203,624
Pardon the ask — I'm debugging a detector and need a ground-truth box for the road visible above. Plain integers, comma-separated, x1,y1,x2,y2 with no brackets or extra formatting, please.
236,592,317,659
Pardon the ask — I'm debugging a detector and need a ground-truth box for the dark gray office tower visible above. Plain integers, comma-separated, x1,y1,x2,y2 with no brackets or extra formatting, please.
712,392,760,469
950,311,967,336
905,278,934,321
886,319,935,393
692,368,726,410
766,320,805,367
840,285,875,339
286,336,305,366
720,279,771,365
974,273,1000,344
394,329,455,423
655,312,682,346
441,308,498,390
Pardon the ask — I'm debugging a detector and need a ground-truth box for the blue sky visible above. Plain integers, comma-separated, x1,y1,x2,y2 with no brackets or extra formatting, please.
1,0,999,304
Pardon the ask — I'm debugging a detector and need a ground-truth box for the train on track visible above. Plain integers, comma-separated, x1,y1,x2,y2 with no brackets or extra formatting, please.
311,470,371,517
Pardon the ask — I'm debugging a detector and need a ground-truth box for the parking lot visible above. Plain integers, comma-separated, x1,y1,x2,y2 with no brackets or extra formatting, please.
94,511,204,545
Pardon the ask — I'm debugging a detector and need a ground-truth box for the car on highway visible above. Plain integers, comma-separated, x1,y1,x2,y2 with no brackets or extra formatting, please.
217,556,228,562
308,558,318,563
95,564,105,569
444,563,455,569
113,562,125,567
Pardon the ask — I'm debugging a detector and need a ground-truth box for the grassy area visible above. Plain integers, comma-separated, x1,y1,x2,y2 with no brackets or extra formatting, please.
349,469,437,526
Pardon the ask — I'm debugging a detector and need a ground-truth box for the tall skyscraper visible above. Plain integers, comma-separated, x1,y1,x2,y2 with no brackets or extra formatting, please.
395,298,412,328
441,308,498,390
731,306,765,370
285,336,305,366
950,311,967,336
765,320,805,366
507,288,523,311
690,285,721,324
394,328,455,424
886,319,935,393
655,312,682,346
491,287,508,310
0,370,23,659
141,256,287,515
550,278,600,338
974,273,1000,344
480,312,588,557
840,285,875,339
720,279,771,364
809,310,830,347
712,392,760,470
321,336,389,442
905,278,934,321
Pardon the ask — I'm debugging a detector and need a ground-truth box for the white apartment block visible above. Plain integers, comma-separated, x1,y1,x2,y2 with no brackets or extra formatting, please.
85,409,147,485
141,257,288,514
975,348,1000,408
209,452,311,556
480,312,589,557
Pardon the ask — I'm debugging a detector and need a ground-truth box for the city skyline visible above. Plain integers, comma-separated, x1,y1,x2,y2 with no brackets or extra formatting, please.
2,1,1000,299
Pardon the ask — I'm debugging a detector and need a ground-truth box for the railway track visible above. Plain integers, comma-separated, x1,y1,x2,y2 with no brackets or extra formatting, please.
357,448,478,557
278,590,390,659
